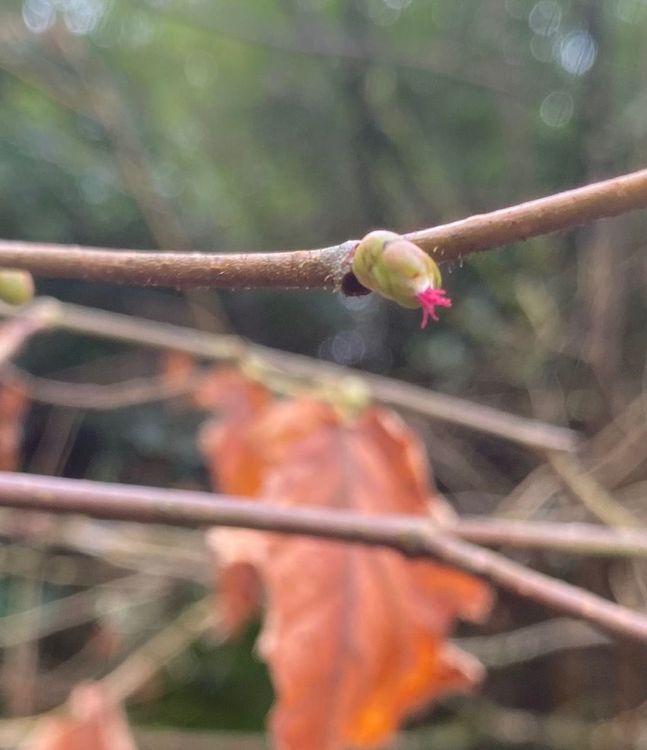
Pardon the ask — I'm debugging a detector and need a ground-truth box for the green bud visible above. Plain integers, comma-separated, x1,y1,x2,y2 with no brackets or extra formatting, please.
0,270,35,306
351,230,451,327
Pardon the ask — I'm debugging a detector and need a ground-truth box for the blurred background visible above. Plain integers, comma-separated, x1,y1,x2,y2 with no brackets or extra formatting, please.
1,0,647,747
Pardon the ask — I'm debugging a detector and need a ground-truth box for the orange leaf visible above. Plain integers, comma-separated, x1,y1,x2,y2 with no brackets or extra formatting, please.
198,369,273,496
255,406,491,749
204,397,335,633
194,367,271,417
200,382,492,750
25,682,137,750
0,384,29,471
207,527,267,636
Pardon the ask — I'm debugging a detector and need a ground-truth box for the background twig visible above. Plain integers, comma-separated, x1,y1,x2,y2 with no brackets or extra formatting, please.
0,298,580,452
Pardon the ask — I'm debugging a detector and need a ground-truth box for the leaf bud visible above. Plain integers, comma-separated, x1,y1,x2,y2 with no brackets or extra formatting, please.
0,270,35,306
351,230,451,328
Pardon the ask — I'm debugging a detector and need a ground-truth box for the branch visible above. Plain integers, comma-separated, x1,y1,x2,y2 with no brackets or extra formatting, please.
1,365,207,411
100,597,213,704
0,298,579,452
1,472,647,642
0,240,354,290
547,451,639,527
454,518,647,558
0,573,165,649
0,169,647,289
0,300,59,367
408,167,647,260
457,618,609,668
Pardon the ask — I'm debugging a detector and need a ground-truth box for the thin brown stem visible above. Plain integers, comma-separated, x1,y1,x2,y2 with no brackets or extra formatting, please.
0,241,354,291
0,169,646,287
0,298,579,452
0,472,647,642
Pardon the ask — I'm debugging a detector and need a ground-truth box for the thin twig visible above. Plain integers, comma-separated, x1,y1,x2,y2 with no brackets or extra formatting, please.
456,618,609,668
100,597,213,703
0,169,647,288
0,472,647,642
497,394,647,518
0,573,166,649
146,2,530,98
0,365,206,411
0,300,60,368
547,451,639,527
1,597,214,748
0,298,579,451
454,518,647,558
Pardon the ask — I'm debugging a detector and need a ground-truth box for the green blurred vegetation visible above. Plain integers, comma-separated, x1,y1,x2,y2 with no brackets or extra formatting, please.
1,0,647,747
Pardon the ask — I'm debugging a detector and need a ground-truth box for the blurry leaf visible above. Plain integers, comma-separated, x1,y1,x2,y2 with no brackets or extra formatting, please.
199,368,273,496
24,682,137,750
160,350,196,389
259,406,491,750
207,528,265,636
0,384,29,471
200,376,492,750
203,393,338,634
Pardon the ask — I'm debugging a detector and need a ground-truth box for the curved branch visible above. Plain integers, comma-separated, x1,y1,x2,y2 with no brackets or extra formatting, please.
1,471,647,642
0,298,580,452
0,169,646,288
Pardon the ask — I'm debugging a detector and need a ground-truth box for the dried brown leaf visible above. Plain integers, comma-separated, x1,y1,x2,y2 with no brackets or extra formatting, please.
200,380,492,749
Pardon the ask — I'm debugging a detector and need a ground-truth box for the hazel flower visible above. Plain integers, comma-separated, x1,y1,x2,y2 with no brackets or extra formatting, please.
351,230,452,328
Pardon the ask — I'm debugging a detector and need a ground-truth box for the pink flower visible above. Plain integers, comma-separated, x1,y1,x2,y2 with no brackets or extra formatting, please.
416,287,452,328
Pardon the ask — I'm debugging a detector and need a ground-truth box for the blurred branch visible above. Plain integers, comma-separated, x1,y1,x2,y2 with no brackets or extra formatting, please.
458,699,647,750
0,573,166,649
1,168,647,288
0,597,214,747
456,617,610,669
498,393,647,517
0,298,579,452
2,552,43,716
0,300,59,367
1,364,206,411
548,451,640,527
454,518,647,558
1,472,647,641
0,18,229,331
149,2,529,98
100,597,213,703
0,522,207,591
53,32,189,251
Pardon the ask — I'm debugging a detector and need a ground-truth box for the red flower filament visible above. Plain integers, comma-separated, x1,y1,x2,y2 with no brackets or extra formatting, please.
416,288,452,328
